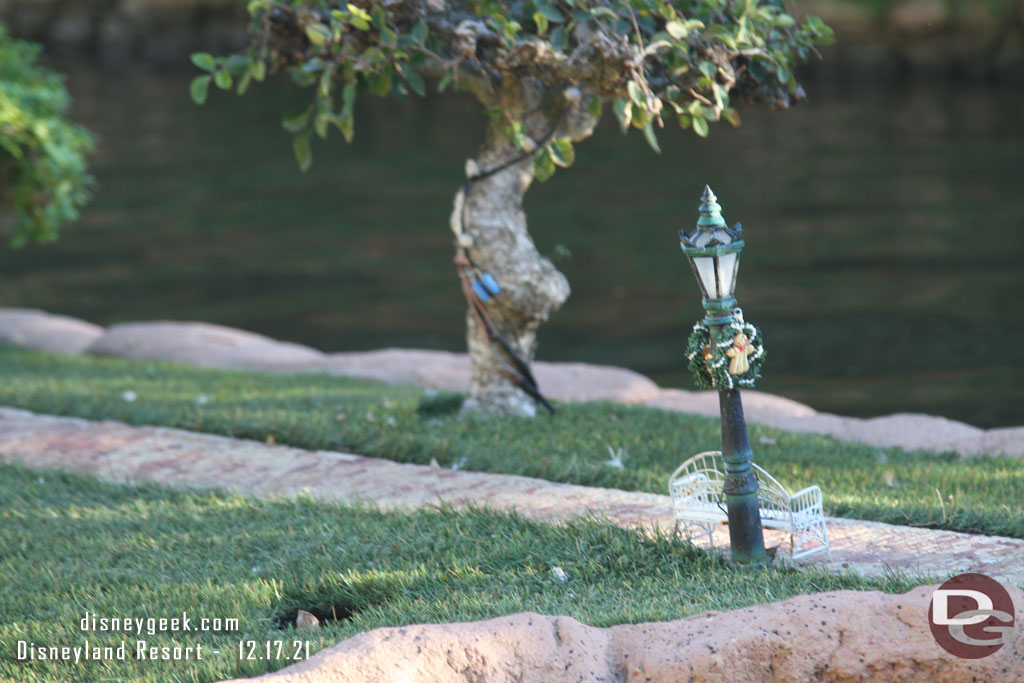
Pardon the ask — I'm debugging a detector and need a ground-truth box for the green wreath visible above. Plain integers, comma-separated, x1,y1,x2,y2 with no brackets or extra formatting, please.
685,316,765,390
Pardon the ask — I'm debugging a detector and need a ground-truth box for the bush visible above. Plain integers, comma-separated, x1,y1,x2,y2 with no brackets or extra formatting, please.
0,23,94,246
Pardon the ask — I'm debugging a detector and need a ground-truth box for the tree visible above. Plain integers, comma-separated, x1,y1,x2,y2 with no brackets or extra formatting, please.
0,23,94,246
193,0,832,416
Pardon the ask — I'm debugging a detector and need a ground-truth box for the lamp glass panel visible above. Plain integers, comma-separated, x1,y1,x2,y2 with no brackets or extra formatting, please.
728,253,741,297
693,257,717,298
716,252,739,298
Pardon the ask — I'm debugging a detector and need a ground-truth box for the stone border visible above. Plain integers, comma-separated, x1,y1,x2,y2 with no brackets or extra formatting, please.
229,586,1024,683
1,308,1020,457
2,407,1022,584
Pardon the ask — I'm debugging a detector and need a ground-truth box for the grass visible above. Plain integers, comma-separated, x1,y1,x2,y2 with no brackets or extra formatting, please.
1,346,1023,538
0,462,925,682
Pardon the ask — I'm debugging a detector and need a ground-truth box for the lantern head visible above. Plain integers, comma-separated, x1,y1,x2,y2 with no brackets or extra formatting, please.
680,185,745,305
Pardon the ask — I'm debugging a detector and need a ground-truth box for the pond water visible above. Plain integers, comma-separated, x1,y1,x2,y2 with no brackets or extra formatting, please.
2,63,1022,429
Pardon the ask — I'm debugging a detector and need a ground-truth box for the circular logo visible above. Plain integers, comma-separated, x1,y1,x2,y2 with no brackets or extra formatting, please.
928,573,1016,659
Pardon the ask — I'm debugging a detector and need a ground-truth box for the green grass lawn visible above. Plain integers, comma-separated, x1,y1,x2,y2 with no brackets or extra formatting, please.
0,463,924,682
1,346,1022,538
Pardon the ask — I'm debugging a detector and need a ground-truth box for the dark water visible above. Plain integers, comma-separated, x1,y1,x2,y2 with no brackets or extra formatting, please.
2,63,1023,428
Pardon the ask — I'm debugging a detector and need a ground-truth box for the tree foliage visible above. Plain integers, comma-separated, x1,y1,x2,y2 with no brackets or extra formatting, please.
0,24,94,246
193,0,832,174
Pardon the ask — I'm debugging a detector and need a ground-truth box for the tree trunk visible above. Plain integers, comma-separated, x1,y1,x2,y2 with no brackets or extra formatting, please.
453,77,597,417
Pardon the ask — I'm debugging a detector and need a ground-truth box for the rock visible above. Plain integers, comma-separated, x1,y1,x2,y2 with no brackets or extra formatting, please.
533,361,660,404
301,350,470,391
295,610,320,631
227,584,1023,682
643,388,818,421
228,612,615,683
298,350,661,404
0,308,104,354
979,427,1024,459
85,322,323,369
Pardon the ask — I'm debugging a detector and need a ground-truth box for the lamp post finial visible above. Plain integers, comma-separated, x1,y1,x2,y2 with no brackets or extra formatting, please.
698,185,726,229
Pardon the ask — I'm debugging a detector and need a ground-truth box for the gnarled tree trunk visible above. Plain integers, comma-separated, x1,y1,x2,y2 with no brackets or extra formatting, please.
453,75,597,417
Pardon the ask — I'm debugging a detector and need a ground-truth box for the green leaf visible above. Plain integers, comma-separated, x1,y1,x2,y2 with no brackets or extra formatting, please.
438,71,454,93
612,97,631,132
698,61,717,80
587,96,602,119
404,67,426,96
507,120,527,150
533,148,556,182
251,60,267,82
775,14,796,29
319,69,333,97
191,52,216,72
282,105,313,133
350,16,370,30
411,23,429,45
664,20,687,40
533,11,549,35
314,112,330,139
301,57,326,72
677,113,692,129
626,81,644,106
642,122,661,153
748,59,767,83
550,138,575,167
366,69,393,96
371,6,386,31
722,108,741,127
380,27,398,49
347,4,372,22
214,69,233,90
341,81,357,121
337,116,354,143
503,20,522,41
629,102,649,129
536,0,563,22
290,69,316,87
305,23,332,47
190,75,211,105
712,82,728,110
361,47,386,65
665,18,702,39
237,71,252,95
293,133,313,172
549,26,567,51
224,54,249,75
692,115,709,138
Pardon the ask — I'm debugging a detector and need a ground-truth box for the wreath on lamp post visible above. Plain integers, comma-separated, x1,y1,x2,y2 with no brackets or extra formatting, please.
685,311,765,390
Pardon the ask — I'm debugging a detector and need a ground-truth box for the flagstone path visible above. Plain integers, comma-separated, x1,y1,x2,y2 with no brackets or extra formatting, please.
2,407,1021,587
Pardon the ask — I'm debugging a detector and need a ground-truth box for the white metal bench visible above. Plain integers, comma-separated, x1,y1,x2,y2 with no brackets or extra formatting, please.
669,451,831,561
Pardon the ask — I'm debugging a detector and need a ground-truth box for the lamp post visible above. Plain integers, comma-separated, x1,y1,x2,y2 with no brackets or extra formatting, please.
679,186,769,566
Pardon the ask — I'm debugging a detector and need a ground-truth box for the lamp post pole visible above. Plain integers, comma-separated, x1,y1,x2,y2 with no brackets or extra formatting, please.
681,186,769,566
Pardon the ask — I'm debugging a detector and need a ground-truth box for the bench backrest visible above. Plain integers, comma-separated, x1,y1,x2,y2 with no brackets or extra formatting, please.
669,451,794,522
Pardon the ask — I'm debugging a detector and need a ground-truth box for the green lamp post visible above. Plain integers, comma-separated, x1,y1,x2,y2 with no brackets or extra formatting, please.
680,186,769,566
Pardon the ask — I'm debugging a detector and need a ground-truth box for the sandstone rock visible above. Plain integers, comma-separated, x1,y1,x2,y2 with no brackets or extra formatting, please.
644,388,817,421
300,350,470,391
299,350,661,404
85,322,323,369
979,427,1024,459
533,361,660,404
229,612,615,683
0,308,104,354
229,584,1024,682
